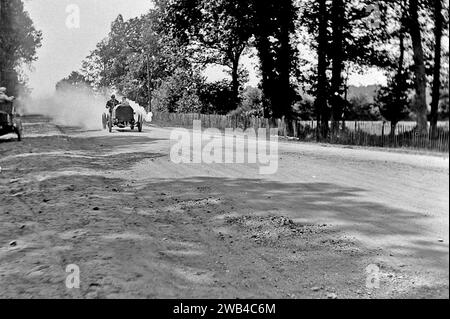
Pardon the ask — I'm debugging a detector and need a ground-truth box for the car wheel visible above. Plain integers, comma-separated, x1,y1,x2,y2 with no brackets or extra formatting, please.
102,114,107,130
138,115,143,132
15,127,22,141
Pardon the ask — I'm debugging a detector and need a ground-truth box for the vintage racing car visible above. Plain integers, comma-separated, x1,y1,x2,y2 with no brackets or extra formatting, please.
102,104,143,133
0,101,23,141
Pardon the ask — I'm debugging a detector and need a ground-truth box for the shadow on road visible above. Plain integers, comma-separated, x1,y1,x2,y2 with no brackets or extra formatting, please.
137,176,449,275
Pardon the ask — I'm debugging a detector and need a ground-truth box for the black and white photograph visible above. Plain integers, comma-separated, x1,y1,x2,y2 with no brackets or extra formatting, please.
0,0,449,305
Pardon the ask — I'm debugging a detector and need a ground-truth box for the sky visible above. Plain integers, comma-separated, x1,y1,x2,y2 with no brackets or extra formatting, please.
23,0,385,97
23,0,153,96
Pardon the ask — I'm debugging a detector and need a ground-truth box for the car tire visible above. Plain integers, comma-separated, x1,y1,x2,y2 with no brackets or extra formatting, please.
15,127,22,141
102,113,107,130
13,119,23,142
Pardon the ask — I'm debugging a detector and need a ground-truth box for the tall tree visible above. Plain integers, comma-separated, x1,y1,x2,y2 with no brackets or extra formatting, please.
377,1,411,136
253,0,297,119
277,0,297,119
162,0,254,111
408,0,428,134
376,33,410,135
0,0,42,94
430,0,443,137
330,0,345,131
315,0,329,137
301,0,392,133
0,0,7,85
56,71,92,91
252,0,274,118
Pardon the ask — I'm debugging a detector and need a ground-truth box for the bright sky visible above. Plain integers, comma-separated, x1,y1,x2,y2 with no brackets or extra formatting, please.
23,0,385,97
24,0,153,96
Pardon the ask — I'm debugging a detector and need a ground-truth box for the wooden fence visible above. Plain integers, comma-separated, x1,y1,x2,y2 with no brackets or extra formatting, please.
152,112,449,153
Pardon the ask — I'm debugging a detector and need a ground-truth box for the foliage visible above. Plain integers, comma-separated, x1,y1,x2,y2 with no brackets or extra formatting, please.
375,75,411,125
196,80,235,115
152,68,204,113
162,0,254,109
347,95,382,121
0,0,42,95
56,71,92,91
227,86,263,117
292,97,315,121
240,86,263,116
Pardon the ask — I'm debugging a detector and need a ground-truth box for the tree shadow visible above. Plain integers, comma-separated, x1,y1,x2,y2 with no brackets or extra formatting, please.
139,176,449,273
2,172,447,298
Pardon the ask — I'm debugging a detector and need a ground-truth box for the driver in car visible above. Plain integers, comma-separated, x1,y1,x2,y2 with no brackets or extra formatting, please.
106,94,119,113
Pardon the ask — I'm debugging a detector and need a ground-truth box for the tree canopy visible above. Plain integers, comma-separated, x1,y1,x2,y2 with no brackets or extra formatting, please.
0,0,42,95
59,0,449,133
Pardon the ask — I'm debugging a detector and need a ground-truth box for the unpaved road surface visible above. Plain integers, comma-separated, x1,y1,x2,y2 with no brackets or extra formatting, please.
0,115,448,299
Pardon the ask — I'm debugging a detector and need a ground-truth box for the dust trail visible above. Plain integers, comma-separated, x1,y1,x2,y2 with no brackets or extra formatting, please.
18,87,151,130
128,100,153,123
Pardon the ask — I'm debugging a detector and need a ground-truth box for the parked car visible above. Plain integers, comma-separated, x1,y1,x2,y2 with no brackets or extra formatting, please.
0,101,23,141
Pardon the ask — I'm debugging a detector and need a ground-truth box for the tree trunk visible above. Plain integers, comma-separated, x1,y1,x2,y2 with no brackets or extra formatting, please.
276,0,293,120
430,0,443,138
0,0,13,91
409,0,428,134
254,0,294,120
394,16,406,123
315,0,329,138
231,56,240,111
254,0,274,118
330,0,344,132
390,122,397,138
257,36,274,118
0,0,7,85
146,54,152,113
397,31,405,95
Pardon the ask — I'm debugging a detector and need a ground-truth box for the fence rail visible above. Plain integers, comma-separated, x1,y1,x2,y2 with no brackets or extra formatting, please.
152,112,449,153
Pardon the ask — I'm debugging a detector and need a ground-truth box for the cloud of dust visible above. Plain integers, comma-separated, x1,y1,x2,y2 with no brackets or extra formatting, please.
18,86,151,130
128,100,153,123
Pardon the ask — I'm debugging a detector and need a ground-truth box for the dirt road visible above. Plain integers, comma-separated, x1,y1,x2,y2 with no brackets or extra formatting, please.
0,115,448,299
